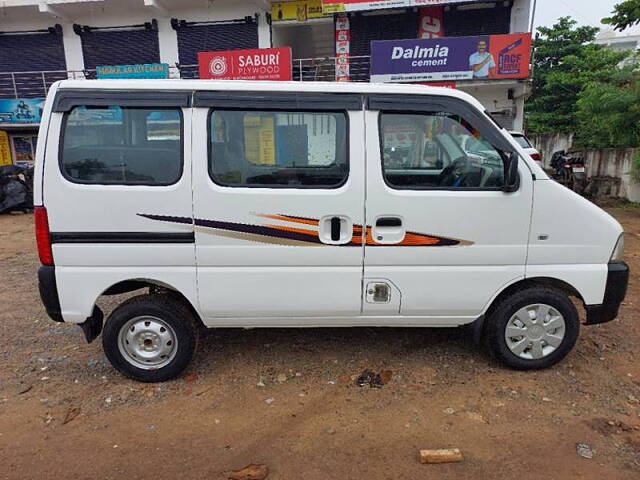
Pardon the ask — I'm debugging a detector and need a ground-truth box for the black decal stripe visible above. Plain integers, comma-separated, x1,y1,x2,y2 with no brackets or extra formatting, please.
137,213,193,225
50,232,195,244
195,218,323,245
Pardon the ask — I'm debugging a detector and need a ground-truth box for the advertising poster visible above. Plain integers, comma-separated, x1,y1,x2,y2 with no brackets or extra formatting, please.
0,98,44,124
198,47,293,81
96,63,169,79
272,1,330,22
370,33,532,83
335,14,351,82
0,130,11,165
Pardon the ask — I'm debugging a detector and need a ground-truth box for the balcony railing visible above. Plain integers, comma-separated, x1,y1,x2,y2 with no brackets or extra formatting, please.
0,56,373,99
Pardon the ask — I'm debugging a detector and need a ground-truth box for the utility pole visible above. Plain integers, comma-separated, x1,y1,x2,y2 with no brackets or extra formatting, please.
530,0,538,33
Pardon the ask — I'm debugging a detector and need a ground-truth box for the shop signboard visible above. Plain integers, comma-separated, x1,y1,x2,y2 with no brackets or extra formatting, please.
96,63,169,79
272,1,331,21
370,33,532,83
198,47,293,81
418,6,444,39
0,98,44,124
323,0,480,13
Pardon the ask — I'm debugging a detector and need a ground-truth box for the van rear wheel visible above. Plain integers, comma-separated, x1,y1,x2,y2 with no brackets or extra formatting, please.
485,287,579,370
102,294,198,382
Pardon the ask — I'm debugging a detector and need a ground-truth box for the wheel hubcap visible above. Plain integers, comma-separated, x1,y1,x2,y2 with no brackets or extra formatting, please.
505,304,566,360
118,316,178,369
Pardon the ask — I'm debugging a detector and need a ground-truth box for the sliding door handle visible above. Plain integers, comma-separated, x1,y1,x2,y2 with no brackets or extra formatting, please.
319,215,353,245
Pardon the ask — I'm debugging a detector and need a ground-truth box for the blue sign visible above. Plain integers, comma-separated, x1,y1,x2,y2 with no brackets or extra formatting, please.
96,63,170,79
0,98,44,124
370,33,531,83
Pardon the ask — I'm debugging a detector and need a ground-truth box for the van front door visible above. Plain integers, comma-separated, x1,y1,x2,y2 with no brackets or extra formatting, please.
192,91,365,325
363,94,533,324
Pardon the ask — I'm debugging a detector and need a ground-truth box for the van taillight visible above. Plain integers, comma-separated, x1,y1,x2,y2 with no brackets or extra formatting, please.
530,153,541,162
35,206,53,266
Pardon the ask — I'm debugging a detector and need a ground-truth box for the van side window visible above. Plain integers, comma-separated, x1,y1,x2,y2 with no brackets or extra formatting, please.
209,110,348,188
380,112,505,189
61,106,182,185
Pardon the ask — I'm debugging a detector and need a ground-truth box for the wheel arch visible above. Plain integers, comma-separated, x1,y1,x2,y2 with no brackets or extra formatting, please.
484,277,585,319
95,278,203,327
470,276,585,345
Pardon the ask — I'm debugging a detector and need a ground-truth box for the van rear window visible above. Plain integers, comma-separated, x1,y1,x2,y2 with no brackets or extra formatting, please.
60,106,182,185
209,110,348,188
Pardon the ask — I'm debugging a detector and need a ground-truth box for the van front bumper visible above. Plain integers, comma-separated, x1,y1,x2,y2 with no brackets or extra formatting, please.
585,261,629,325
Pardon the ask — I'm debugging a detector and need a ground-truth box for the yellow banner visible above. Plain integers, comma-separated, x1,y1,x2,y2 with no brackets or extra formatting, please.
272,1,329,22
0,130,11,165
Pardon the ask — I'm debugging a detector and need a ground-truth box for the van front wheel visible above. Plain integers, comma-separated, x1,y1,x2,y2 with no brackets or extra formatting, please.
486,288,579,370
102,294,198,382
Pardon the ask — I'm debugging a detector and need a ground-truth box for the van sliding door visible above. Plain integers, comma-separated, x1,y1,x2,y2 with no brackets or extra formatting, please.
191,91,366,325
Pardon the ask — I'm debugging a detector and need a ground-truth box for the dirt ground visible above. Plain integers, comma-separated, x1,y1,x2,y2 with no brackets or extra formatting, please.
0,206,639,480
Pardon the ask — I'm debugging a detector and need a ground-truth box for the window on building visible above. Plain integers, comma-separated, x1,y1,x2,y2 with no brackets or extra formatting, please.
61,106,182,185
209,110,348,188
444,2,513,37
380,112,505,189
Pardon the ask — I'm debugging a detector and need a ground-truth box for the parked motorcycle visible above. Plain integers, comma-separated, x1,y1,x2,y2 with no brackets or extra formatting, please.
0,164,34,213
550,150,586,192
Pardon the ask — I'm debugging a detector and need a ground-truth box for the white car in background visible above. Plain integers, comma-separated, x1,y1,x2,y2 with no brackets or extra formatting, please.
510,131,542,166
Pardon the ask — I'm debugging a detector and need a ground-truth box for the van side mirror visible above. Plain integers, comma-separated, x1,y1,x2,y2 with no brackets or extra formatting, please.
503,152,520,193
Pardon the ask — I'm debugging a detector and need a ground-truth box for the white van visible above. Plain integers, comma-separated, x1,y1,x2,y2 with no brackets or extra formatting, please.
34,80,629,382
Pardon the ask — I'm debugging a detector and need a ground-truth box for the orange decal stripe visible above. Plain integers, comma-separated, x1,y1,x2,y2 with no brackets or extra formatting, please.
399,233,442,246
258,214,319,226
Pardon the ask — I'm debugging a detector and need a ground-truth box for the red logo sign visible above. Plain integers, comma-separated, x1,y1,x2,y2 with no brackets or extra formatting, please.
198,47,292,81
418,7,444,39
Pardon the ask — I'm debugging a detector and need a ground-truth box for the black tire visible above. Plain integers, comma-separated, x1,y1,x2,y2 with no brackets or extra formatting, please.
102,294,199,382
485,287,579,370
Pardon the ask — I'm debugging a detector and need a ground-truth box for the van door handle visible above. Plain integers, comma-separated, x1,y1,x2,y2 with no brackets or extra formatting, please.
330,216,341,241
376,217,402,227
372,216,405,244
319,215,353,245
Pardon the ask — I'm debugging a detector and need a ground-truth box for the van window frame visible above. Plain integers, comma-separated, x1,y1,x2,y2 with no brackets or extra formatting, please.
206,107,351,190
58,105,185,187
377,110,508,192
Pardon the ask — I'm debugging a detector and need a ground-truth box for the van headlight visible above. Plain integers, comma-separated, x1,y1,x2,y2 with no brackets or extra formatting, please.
610,233,625,262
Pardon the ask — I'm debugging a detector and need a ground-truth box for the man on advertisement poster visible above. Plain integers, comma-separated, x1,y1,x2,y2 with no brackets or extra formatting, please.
469,38,495,79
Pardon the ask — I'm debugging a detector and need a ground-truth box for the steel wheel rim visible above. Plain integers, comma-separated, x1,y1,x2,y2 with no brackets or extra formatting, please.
118,316,178,370
505,303,566,360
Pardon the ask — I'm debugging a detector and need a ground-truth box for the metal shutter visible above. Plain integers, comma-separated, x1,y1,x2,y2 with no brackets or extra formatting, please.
444,3,513,37
349,10,419,82
0,28,67,98
79,27,160,74
175,22,259,78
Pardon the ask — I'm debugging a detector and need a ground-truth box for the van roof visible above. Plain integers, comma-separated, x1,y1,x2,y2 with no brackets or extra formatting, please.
52,79,486,112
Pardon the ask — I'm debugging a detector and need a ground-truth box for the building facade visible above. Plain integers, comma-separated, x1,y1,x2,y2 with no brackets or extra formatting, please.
0,0,532,164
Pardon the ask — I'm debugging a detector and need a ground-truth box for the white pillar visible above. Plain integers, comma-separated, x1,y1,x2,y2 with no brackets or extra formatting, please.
257,12,272,48
157,18,179,67
61,24,85,73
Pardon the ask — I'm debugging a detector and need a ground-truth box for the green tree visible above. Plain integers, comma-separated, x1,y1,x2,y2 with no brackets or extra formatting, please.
603,0,640,31
526,17,629,133
576,68,640,148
